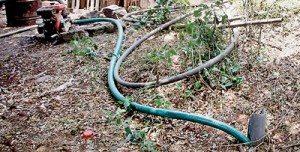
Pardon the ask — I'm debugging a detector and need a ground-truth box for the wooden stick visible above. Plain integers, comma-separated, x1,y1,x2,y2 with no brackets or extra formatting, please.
170,18,283,30
228,15,244,22
281,142,300,149
87,0,90,10
220,18,283,28
71,0,75,9
90,0,94,10
75,0,80,9
95,0,99,11
0,25,37,39
169,16,245,30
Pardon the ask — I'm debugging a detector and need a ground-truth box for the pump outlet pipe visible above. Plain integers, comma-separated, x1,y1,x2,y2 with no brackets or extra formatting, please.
73,18,252,144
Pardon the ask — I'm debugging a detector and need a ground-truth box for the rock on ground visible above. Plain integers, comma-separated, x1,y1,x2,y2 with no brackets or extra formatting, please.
102,5,127,19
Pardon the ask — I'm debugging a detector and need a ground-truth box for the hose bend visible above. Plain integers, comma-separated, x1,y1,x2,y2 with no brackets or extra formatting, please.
114,13,239,88
74,18,250,144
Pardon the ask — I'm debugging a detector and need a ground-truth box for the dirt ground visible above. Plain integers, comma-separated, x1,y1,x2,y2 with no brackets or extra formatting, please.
0,1,299,152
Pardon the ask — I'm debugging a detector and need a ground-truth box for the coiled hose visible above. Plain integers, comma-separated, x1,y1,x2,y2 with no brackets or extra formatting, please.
114,12,239,87
73,18,251,144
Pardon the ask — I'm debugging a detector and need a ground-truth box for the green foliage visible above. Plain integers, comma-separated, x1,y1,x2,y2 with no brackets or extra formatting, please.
204,61,244,90
140,0,243,90
69,34,98,58
127,128,157,152
176,83,183,89
177,1,243,90
154,98,171,109
115,107,126,125
146,46,177,65
256,0,287,19
237,0,290,19
107,95,157,151
108,106,157,151
195,81,202,89
251,48,270,64
135,0,190,28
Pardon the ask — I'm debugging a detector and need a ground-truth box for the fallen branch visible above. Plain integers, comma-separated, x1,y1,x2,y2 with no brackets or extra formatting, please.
220,18,283,28
0,25,37,39
281,142,300,149
38,78,74,97
170,18,283,30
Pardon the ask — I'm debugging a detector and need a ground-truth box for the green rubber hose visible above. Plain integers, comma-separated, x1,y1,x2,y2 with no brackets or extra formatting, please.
73,18,251,143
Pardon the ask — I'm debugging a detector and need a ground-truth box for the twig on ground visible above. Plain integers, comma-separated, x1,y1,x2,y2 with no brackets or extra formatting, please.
199,74,214,92
170,18,283,30
280,142,300,149
0,25,38,38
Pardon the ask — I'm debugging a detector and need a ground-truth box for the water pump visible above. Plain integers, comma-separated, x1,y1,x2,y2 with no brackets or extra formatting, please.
36,3,71,39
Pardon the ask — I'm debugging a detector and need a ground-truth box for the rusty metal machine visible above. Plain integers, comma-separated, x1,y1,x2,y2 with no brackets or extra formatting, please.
36,2,71,39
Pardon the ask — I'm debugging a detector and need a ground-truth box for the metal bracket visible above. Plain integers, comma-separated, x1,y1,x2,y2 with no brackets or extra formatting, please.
248,109,267,147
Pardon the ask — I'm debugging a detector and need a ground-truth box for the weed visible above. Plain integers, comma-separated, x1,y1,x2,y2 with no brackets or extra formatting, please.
139,0,243,90
134,0,190,28
251,48,270,64
69,34,98,58
180,89,195,102
154,98,171,109
237,0,289,19
195,81,202,89
256,0,288,19
176,83,183,89
108,97,157,151
146,46,177,66
177,1,244,90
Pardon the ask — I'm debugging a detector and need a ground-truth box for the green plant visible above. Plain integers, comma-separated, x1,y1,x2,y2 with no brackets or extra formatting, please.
258,1,286,19
176,83,183,89
176,1,244,90
180,89,195,101
108,97,157,151
110,113,157,151
183,2,228,59
251,48,270,64
134,0,190,29
125,127,157,152
140,0,243,91
69,34,98,58
195,81,202,89
145,46,177,86
146,46,177,66
206,62,244,90
237,0,289,19
154,98,171,109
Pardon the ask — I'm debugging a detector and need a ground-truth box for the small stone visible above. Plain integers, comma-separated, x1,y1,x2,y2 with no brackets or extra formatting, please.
236,114,249,125
79,10,101,19
42,1,60,7
163,32,177,43
36,75,51,83
36,145,50,152
290,122,300,135
102,5,127,19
